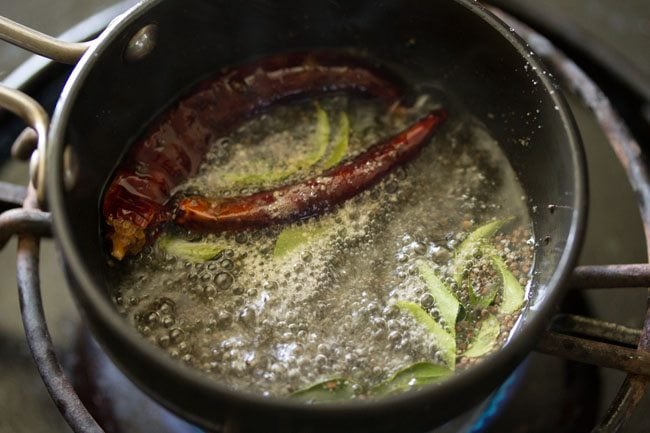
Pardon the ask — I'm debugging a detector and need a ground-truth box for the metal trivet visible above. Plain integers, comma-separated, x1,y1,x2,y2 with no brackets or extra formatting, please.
0,6,648,433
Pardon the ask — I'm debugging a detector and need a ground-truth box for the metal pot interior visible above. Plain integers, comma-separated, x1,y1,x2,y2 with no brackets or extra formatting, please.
47,0,586,431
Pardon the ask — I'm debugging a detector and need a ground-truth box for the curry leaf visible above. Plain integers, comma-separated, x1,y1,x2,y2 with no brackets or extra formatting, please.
273,225,329,258
453,219,508,284
291,378,357,402
322,112,350,170
459,219,509,252
453,219,510,308
224,105,331,186
372,362,452,397
396,301,456,369
222,162,300,186
462,315,500,358
489,253,525,314
416,259,459,335
299,104,331,169
157,236,225,262
466,279,499,310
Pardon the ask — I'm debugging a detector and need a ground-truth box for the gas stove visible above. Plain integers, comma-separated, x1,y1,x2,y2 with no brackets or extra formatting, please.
0,1,649,433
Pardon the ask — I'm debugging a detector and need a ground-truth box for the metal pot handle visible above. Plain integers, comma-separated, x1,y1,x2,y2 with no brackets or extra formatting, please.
0,16,91,64
0,86,50,207
0,16,94,208
0,14,156,207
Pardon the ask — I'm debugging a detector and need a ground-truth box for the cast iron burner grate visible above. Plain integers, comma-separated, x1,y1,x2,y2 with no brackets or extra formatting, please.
0,5,648,433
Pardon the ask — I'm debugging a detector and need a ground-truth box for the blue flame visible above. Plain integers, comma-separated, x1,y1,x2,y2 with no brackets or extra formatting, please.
465,362,526,433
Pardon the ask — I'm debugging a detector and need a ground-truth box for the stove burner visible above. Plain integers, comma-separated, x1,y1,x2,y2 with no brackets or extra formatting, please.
74,331,197,433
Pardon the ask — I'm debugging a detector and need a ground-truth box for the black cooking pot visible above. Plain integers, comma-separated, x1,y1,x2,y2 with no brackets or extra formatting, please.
0,0,586,432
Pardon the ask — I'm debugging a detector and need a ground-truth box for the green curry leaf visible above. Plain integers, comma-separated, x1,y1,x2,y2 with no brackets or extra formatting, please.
467,279,499,310
372,362,452,397
302,104,332,168
157,236,226,262
223,105,331,187
462,315,500,358
273,225,329,258
452,219,510,308
453,219,508,284
489,253,525,314
416,259,459,336
396,301,456,369
291,378,357,402
222,162,300,187
322,111,350,170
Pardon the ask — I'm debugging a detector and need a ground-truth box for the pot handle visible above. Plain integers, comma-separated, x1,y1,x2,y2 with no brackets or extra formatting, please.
0,16,88,208
0,16,91,64
0,85,50,207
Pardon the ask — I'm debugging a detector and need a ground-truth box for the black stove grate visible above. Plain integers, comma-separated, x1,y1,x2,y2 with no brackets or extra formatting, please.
495,8,650,432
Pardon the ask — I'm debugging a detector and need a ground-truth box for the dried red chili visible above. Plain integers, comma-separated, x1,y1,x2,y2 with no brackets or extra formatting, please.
103,51,405,259
176,109,447,232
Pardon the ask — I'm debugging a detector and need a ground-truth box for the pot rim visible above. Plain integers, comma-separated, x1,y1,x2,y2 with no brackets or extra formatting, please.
46,0,587,421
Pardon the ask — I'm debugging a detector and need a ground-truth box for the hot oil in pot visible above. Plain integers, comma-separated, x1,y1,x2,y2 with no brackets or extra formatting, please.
110,94,534,400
